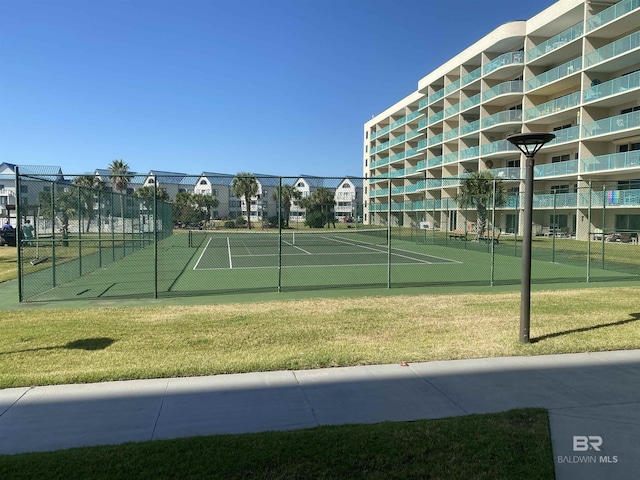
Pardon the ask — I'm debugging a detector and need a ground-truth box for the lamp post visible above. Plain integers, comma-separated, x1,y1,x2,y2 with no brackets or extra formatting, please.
506,132,555,343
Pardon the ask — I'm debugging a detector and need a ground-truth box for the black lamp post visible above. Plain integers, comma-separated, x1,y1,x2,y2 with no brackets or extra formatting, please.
506,132,555,343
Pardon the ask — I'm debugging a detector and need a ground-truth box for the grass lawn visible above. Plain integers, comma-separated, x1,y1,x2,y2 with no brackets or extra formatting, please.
0,408,554,480
0,246,17,283
2,286,639,388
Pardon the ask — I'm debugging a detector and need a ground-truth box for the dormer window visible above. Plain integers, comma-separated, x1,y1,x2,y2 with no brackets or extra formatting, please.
200,179,207,185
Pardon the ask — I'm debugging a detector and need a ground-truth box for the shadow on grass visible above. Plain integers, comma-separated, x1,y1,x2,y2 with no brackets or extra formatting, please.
531,313,640,343
0,337,115,355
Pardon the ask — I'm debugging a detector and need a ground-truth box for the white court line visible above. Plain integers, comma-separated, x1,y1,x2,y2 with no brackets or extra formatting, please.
227,236,233,269
193,237,213,270
282,239,312,254
320,236,435,264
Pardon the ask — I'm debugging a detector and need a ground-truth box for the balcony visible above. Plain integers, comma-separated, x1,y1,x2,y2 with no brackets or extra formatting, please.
586,0,640,32
444,103,460,119
581,110,640,139
428,88,445,104
427,156,443,168
532,192,578,209
482,80,523,102
584,30,640,68
428,111,444,125
461,67,482,87
444,127,459,141
583,70,640,103
525,57,582,91
443,152,459,164
427,133,444,147
460,146,480,160
534,160,579,178
460,93,481,113
460,119,481,136
483,51,525,76
547,126,580,146
481,139,520,156
524,91,580,121
488,167,521,180
481,110,522,129
581,150,640,173
527,22,584,62
445,78,461,95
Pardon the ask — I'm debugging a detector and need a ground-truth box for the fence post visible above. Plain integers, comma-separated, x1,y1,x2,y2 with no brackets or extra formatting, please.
153,176,158,299
490,180,496,286
98,190,102,268
51,181,56,288
78,185,82,277
587,182,592,283
552,190,557,263
601,184,606,269
278,177,282,293
15,167,23,301
387,178,391,288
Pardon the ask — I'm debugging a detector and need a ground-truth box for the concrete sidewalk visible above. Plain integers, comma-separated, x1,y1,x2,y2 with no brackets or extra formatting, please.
1,350,639,479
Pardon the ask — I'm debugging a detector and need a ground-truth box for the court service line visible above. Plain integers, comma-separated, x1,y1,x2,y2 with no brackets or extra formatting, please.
227,237,233,269
193,237,213,270
282,239,312,254
323,237,434,264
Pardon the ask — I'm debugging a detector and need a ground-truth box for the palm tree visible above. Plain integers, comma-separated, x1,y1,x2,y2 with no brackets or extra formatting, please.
456,171,508,236
192,193,219,227
299,187,336,228
272,184,301,228
232,172,258,229
109,159,130,223
74,175,107,232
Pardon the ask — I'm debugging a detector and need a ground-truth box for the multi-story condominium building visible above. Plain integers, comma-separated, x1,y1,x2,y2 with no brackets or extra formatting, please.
363,0,640,239
334,177,363,221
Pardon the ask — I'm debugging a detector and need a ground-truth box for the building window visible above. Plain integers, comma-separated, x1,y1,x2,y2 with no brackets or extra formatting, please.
211,189,218,196
199,179,207,185
552,154,570,163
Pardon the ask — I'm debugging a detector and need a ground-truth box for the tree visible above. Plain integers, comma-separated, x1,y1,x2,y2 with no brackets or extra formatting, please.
74,175,108,232
272,184,301,228
38,186,76,246
299,187,336,228
232,173,258,229
133,185,170,205
191,193,219,226
109,159,130,222
172,192,207,227
456,171,508,236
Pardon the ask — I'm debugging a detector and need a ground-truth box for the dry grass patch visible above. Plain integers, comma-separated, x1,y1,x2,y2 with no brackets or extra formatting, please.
1,287,639,388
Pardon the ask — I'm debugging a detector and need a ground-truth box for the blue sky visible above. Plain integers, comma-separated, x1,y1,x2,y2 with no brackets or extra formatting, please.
1,0,554,178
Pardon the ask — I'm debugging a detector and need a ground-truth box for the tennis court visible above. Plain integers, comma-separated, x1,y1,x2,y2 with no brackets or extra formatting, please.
190,229,460,270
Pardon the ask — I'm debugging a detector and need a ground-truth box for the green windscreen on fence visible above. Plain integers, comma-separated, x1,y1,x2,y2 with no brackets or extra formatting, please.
14,173,640,302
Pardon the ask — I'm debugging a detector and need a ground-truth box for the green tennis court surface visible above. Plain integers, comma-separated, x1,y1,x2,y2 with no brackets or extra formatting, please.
192,230,460,270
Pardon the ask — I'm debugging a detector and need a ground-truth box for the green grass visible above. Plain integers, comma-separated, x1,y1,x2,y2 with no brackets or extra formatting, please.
0,408,554,480
0,246,17,283
2,287,639,388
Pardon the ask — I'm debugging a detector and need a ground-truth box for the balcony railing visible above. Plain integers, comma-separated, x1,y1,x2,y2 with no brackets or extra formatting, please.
534,160,579,178
445,78,461,95
547,126,580,145
581,150,640,173
461,67,482,87
443,152,459,164
583,70,640,103
581,110,640,138
481,139,520,156
428,88,445,104
444,127,459,141
428,110,444,125
460,146,480,160
482,80,523,102
488,167,521,179
483,51,525,75
532,192,578,209
526,57,582,91
427,156,443,168
481,110,522,129
444,103,460,118
524,91,580,121
427,133,444,147
460,119,481,136
584,30,640,67
586,0,640,32
526,22,584,62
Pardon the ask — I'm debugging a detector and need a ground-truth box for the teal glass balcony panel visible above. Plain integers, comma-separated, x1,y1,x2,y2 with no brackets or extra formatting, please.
547,126,579,145
389,134,406,147
444,127,460,141
460,93,481,112
428,111,444,124
373,188,389,197
443,152,459,164
445,78,461,95
524,91,580,120
415,159,427,171
526,22,584,62
483,51,525,75
584,30,640,67
505,195,520,209
605,188,640,206
582,110,640,138
407,128,421,141
405,180,426,193
533,192,578,209
427,133,444,147
418,118,428,130
581,150,640,172
370,203,388,212
481,139,519,156
460,145,480,160
405,147,421,159
370,157,388,169
391,186,405,195
427,156,443,168
428,88,445,104
586,0,640,32
583,70,640,103
461,67,482,87
417,139,427,150
371,124,390,141
419,97,429,111
534,160,579,178
460,119,481,136
442,176,462,188
409,199,425,210
489,167,521,180
389,168,404,178
391,202,405,212
444,103,460,118
481,109,523,129
526,57,582,91
482,80,524,102
389,151,406,162
426,178,443,189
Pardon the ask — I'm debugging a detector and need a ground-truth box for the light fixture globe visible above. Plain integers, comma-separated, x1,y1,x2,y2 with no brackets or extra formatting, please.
507,132,556,157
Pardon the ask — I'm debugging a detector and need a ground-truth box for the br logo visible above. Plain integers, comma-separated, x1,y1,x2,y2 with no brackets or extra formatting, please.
573,436,603,452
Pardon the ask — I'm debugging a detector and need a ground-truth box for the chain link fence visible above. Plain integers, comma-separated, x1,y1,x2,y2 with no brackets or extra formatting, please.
13,173,640,302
